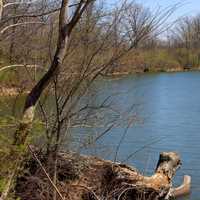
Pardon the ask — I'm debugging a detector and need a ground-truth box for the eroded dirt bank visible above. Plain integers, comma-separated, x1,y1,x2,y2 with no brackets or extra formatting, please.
14,151,190,200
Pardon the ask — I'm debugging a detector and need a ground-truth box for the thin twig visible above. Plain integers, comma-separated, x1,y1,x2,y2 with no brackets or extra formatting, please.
122,137,165,163
28,145,65,200
3,0,41,8
0,64,41,72
71,184,100,200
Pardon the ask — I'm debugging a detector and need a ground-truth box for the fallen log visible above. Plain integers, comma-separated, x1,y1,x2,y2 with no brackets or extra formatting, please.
15,151,190,200
171,175,191,197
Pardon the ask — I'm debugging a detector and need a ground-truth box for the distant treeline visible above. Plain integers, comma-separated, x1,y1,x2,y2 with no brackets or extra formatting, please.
1,1,200,89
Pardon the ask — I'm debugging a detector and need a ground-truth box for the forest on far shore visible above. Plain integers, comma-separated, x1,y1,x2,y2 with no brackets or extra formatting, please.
1,1,200,90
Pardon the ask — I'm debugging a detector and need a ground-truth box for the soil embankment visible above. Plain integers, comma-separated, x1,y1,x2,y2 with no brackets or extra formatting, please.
15,151,190,200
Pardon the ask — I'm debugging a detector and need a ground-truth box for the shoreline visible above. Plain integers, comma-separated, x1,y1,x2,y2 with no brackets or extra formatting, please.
105,67,200,77
0,68,200,97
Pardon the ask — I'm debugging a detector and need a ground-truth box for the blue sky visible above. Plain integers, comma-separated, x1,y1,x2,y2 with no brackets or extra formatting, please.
138,0,200,19
109,0,200,21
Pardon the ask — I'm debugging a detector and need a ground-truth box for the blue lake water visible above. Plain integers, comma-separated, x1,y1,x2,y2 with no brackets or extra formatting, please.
75,72,200,199
1,71,199,199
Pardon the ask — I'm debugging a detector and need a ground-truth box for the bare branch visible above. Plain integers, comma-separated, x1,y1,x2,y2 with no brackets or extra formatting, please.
1,8,60,24
0,22,47,35
3,0,41,9
28,145,65,200
0,64,41,72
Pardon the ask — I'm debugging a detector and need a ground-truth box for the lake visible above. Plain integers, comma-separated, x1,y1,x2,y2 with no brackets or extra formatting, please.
75,71,200,200
1,71,200,199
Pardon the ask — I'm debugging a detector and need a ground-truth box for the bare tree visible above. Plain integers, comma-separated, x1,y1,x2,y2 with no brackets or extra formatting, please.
122,3,179,49
1,0,95,199
170,14,200,67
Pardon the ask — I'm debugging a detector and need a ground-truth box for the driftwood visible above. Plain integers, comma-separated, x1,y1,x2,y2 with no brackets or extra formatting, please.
171,175,191,197
15,151,190,200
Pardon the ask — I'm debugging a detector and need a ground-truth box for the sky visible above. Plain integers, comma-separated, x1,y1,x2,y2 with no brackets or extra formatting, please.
109,0,200,21
138,0,200,19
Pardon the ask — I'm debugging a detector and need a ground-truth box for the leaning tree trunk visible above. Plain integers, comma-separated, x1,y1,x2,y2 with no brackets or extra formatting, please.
1,0,94,199
15,151,191,200
13,0,70,146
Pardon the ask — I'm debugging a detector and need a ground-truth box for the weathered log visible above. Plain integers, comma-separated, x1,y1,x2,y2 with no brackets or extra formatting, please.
171,175,191,197
15,151,190,200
